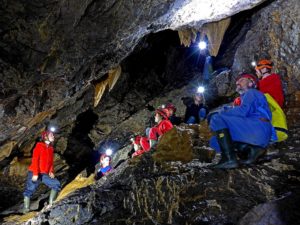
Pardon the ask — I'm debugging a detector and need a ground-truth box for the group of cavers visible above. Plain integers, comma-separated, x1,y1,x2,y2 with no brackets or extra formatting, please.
22,59,288,214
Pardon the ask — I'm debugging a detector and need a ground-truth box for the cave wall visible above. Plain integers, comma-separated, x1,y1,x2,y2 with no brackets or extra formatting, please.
0,0,266,153
231,0,300,125
1,0,300,222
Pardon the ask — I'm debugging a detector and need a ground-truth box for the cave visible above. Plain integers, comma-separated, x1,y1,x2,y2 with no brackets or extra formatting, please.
1,0,300,224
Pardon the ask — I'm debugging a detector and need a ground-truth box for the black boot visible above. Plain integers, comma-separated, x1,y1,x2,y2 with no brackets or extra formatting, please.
235,142,250,160
214,129,238,169
241,145,266,165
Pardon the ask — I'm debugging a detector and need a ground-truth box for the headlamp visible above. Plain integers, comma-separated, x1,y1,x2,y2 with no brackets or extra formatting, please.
198,41,207,50
105,148,113,156
197,86,205,94
49,126,56,132
251,61,257,67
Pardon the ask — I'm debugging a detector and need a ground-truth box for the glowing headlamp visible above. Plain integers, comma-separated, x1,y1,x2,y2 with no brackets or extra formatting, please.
197,86,205,94
105,148,113,156
198,41,207,50
49,126,56,132
251,61,257,67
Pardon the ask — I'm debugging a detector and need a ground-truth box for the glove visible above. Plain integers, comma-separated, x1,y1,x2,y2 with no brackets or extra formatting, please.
32,175,38,182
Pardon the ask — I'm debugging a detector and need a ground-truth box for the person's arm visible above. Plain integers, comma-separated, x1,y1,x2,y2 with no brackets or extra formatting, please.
220,90,255,117
31,143,42,176
161,120,173,134
49,147,54,174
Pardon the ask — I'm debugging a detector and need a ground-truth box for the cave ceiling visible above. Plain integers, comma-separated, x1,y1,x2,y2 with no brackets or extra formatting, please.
0,0,266,152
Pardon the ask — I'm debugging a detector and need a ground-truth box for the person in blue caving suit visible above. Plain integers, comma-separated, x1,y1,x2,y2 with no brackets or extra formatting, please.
209,73,273,169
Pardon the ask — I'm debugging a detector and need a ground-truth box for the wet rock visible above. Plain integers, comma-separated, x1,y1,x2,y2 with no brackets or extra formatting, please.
153,124,214,164
238,191,300,225
232,0,300,93
3,147,299,225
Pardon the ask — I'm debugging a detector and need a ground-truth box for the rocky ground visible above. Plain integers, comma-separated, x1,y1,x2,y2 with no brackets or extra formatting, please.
1,0,300,224
1,123,300,225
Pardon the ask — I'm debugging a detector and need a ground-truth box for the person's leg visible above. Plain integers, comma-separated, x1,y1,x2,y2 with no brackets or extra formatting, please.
186,116,196,124
214,129,238,169
209,114,238,169
199,108,207,121
148,127,159,148
41,174,61,205
23,172,40,213
145,127,151,137
241,145,266,165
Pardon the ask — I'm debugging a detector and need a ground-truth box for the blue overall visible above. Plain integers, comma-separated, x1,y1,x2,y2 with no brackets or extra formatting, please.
209,89,273,152
23,172,61,198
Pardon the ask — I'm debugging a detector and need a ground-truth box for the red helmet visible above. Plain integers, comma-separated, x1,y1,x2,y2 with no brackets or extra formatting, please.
155,108,170,119
236,73,258,88
255,59,273,70
165,103,176,113
131,136,142,145
41,131,54,141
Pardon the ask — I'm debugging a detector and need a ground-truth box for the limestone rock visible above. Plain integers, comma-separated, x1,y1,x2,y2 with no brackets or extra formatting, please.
5,148,299,225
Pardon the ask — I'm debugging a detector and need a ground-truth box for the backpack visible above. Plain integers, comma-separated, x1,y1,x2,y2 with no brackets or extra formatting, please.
264,93,288,142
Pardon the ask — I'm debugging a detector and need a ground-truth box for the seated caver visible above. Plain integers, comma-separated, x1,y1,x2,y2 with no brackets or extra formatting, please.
94,154,112,180
163,103,182,125
209,73,273,169
130,136,150,157
184,92,208,124
148,108,173,148
255,59,284,108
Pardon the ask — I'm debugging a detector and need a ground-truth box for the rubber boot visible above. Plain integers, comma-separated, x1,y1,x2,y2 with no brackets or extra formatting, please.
235,142,250,160
48,189,58,205
23,196,30,214
241,145,266,165
214,129,238,169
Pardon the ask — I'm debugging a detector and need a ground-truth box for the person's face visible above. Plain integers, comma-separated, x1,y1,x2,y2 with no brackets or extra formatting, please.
155,113,162,123
47,133,55,142
255,69,263,79
194,94,203,102
133,143,140,151
236,78,252,94
101,157,110,167
168,109,174,116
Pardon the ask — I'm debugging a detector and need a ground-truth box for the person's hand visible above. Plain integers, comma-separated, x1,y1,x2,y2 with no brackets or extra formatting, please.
49,172,55,179
32,175,38,182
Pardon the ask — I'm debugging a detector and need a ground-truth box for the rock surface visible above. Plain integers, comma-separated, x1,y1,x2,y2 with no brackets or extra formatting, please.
0,0,266,149
3,143,300,225
1,0,300,224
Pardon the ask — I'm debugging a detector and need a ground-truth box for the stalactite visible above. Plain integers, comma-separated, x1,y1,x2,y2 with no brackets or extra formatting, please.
201,17,231,56
177,18,231,57
94,79,108,107
177,28,197,47
108,65,122,92
94,65,122,107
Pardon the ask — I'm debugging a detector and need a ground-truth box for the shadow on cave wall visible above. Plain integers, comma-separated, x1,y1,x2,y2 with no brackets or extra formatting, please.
64,109,98,177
